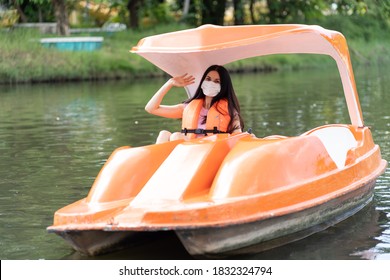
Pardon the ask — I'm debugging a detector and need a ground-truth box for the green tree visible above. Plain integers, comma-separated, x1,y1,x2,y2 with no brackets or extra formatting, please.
265,0,326,24
178,0,201,25
365,0,390,27
108,0,143,29
141,0,173,25
6,0,54,22
332,0,368,15
233,0,244,25
127,0,142,28
201,0,227,25
6,0,69,35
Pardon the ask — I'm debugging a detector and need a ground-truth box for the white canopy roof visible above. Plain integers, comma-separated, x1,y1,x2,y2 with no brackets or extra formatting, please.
131,24,363,127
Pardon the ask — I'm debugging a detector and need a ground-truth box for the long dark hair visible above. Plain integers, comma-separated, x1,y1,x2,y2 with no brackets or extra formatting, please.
184,65,244,133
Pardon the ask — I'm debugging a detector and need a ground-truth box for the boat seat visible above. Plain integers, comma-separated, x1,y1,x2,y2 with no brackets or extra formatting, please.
304,126,357,169
129,133,250,206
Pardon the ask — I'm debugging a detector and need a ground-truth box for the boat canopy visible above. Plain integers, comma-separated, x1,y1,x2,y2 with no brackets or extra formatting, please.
131,24,363,127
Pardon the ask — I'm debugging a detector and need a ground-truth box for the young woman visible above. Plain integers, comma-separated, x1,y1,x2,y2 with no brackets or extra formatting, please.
145,65,244,143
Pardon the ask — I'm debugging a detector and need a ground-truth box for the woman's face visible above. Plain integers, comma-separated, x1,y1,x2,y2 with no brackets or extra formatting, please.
201,70,221,97
204,70,221,84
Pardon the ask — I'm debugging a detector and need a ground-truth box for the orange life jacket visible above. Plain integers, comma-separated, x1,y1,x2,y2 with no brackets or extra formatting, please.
181,99,231,139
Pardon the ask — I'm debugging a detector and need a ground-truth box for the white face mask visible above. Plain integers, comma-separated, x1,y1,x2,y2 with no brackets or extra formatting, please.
201,80,221,97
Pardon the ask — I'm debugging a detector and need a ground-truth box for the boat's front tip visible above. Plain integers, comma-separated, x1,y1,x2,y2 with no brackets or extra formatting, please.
48,227,142,256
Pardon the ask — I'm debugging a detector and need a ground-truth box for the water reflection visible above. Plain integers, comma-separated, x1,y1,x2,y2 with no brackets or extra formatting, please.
63,232,192,260
0,64,389,260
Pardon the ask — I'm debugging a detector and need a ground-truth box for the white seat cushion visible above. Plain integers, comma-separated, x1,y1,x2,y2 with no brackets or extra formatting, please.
309,127,357,169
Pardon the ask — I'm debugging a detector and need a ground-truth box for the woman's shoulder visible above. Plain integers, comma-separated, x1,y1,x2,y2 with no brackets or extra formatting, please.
216,98,229,107
214,99,229,114
218,98,229,104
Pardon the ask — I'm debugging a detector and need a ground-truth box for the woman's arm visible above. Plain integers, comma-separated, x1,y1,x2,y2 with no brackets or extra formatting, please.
231,113,243,133
145,73,195,119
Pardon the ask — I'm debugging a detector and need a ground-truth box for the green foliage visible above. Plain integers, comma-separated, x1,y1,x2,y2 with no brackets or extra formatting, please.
178,0,202,26
0,9,19,27
142,1,173,24
6,0,56,22
0,23,189,84
3,0,389,36
312,13,390,41
366,0,390,28
263,0,327,24
0,11,389,84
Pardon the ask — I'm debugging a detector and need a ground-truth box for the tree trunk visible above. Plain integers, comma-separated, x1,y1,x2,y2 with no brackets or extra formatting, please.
127,0,141,29
249,0,256,24
12,0,28,23
233,0,244,25
38,7,43,22
51,0,70,36
182,0,190,18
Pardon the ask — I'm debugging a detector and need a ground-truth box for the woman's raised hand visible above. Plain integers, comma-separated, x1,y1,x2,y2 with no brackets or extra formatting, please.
145,73,194,117
170,73,195,87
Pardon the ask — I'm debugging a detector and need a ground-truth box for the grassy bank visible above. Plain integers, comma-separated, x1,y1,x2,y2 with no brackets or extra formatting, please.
1,21,390,85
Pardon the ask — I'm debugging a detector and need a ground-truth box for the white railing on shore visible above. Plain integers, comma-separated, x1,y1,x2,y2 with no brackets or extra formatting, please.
40,37,104,43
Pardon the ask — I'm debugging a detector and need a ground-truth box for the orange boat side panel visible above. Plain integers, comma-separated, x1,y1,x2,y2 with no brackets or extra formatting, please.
210,135,338,199
135,126,385,227
86,140,183,203
346,126,376,162
139,146,385,227
50,126,386,230
210,125,378,200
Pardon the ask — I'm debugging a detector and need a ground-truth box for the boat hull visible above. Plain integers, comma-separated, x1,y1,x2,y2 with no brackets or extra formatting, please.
48,126,387,257
51,176,377,257
176,179,376,257
54,229,141,256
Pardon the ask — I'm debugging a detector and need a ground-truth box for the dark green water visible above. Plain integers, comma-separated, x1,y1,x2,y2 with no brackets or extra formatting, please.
0,63,389,260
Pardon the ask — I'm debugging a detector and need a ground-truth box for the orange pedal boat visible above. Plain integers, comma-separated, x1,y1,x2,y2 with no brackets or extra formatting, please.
47,24,387,257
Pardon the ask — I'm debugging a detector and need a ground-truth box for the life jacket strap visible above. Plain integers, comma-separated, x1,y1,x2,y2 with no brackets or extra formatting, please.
181,127,226,136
